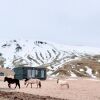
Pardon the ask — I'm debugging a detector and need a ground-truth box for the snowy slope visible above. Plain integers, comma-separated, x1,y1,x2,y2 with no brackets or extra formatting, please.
0,39,100,78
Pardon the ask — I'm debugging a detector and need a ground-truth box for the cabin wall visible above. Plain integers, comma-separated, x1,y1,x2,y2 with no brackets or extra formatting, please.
13,67,47,80
13,67,24,80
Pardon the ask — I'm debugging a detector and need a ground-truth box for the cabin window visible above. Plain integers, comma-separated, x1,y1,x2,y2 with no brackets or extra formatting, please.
27,70,32,78
27,69,36,78
35,70,38,77
27,69,46,79
32,70,35,78
41,70,45,78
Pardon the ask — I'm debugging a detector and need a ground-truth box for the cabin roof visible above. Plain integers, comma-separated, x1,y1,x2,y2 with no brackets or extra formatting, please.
13,66,46,69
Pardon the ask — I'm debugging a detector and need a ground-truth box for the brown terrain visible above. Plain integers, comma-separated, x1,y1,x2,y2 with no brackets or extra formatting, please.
0,91,64,100
52,57,100,77
0,78,100,100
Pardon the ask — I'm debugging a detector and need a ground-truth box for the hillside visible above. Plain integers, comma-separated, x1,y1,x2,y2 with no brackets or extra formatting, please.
0,40,100,78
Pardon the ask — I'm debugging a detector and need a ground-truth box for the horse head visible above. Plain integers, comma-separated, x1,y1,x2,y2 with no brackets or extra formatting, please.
4,77,7,82
24,78,29,85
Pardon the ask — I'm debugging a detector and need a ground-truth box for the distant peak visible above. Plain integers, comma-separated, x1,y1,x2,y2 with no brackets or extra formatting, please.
34,41,47,47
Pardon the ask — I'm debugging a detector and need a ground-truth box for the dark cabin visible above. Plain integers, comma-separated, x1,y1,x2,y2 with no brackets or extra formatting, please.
13,67,47,80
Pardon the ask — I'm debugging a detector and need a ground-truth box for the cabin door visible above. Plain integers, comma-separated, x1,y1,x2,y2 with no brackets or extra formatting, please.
27,69,35,78
41,70,45,78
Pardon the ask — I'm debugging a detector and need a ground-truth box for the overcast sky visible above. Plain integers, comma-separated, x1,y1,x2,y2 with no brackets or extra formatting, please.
0,0,100,47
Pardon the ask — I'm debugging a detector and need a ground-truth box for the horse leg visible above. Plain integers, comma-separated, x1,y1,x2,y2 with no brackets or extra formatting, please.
39,81,41,88
15,83,17,89
31,83,32,88
37,84,38,88
67,83,69,89
26,83,29,87
18,82,20,89
8,83,11,88
65,83,69,89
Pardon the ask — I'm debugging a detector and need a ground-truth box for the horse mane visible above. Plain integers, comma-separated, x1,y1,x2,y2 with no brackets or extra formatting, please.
4,77,12,80
4,77,8,79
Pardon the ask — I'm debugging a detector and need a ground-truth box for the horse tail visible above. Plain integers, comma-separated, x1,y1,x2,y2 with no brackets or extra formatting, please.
39,81,41,88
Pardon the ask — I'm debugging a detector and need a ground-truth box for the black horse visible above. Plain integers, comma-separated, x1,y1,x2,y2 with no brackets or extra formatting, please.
4,77,20,89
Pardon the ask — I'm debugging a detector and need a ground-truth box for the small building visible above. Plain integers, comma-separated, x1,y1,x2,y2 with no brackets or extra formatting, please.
0,67,15,76
13,66,47,80
0,72,4,76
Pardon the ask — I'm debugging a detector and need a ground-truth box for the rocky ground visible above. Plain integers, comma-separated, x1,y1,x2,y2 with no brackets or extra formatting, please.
0,91,66,100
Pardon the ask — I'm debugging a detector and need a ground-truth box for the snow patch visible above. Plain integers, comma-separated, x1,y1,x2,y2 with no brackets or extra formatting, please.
80,69,84,71
85,66,96,78
98,60,100,62
70,71,77,77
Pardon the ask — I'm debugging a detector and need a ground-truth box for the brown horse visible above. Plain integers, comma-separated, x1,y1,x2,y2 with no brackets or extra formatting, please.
24,78,41,88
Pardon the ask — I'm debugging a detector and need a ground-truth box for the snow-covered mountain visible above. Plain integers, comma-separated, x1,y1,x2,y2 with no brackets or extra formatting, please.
0,39,100,78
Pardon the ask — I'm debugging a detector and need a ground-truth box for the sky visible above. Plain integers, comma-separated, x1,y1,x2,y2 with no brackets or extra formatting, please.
0,0,100,47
